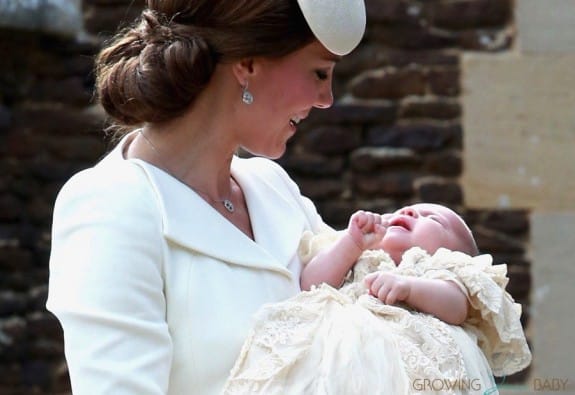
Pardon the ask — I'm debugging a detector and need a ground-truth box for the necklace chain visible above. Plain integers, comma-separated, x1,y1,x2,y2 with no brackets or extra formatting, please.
138,130,235,213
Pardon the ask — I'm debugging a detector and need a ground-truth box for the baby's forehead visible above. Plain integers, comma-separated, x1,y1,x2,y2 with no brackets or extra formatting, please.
414,202,472,238
412,204,466,230
411,203,454,216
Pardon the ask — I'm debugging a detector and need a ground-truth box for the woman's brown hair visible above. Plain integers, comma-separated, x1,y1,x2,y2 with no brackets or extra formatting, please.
95,0,315,128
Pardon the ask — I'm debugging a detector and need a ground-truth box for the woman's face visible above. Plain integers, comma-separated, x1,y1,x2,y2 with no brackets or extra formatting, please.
238,40,339,159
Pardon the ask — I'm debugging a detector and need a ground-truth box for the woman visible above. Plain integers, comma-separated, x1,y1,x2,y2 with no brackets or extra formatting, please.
46,0,366,394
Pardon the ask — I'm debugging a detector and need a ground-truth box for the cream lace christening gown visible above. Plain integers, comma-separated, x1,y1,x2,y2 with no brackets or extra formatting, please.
222,231,532,395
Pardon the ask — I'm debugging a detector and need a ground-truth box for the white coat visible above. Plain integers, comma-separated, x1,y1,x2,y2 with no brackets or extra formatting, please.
46,134,327,394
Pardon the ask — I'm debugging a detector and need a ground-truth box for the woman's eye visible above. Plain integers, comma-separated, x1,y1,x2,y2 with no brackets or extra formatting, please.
315,70,329,80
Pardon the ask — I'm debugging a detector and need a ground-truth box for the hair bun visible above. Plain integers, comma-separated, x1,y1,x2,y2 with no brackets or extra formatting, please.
140,9,180,44
96,9,215,126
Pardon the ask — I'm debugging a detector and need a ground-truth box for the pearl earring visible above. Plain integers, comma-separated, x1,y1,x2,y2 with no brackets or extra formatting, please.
242,82,254,105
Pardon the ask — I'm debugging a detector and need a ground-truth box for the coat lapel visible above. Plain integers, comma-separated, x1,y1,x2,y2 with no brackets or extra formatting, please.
231,157,306,273
130,157,305,280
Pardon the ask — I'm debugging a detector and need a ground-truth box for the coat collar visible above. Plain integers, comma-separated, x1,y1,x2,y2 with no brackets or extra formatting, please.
110,134,305,279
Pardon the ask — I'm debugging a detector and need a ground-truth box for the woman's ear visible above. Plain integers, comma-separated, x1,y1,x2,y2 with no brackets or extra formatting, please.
232,58,256,85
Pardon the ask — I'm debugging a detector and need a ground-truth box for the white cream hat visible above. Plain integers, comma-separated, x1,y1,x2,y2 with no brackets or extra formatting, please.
297,0,366,56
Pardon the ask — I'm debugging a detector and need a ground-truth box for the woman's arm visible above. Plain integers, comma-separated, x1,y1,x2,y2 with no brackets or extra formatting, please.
300,211,385,291
47,165,172,394
364,272,469,325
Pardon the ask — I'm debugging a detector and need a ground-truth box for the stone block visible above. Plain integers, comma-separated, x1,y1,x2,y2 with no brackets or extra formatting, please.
4,132,44,159
491,253,530,268
366,122,462,152
30,77,92,106
0,291,28,317
423,150,462,176
415,177,463,205
0,0,83,36
0,363,21,385
0,104,11,134
318,199,360,227
399,97,461,120
428,67,461,96
462,53,575,210
45,136,105,161
430,0,513,30
296,177,345,200
0,247,34,270
365,0,421,24
278,152,344,177
531,212,575,390
305,101,397,126
368,24,458,50
481,210,530,235
507,265,531,301
83,3,142,35
353,171,415,198
456,28,514,51
0,195,23,221
517,0,575,53
350,67,426,100
473,226,525,254
303,125,362,155
340,45,458,73
11,104,106,136
350,147,420,173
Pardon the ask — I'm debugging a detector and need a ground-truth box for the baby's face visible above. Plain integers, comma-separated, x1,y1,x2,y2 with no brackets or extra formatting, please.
377,203,468,264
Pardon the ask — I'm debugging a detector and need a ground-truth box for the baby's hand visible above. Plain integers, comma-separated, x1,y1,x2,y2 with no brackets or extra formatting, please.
347,210,386,251
364,271,411,305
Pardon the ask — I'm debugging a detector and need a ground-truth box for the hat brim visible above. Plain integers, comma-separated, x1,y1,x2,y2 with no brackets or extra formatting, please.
297,0,366,56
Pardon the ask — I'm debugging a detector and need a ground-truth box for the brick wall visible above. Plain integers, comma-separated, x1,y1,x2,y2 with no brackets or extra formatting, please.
0,0,529,393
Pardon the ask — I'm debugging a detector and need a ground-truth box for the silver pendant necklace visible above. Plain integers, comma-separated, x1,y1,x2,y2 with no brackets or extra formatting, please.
222,199,235,213
138,130,235,214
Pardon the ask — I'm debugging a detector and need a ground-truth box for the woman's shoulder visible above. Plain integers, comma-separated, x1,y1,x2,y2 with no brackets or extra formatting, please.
55,152,157,214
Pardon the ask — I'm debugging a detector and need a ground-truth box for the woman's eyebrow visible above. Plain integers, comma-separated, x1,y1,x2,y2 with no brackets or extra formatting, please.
322,54,342,63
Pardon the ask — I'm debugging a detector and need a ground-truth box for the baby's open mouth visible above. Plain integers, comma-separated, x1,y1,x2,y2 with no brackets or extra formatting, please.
388,217,411,230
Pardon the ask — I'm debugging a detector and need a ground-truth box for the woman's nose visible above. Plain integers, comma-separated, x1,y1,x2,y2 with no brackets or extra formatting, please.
314,86,334,109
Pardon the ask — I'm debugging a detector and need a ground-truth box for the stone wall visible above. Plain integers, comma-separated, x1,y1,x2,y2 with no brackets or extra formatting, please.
0,0,529,393
463,1,575,392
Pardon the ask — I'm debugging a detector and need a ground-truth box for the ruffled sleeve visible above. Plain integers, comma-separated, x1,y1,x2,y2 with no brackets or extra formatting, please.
399,247,532,376
297,229,342,266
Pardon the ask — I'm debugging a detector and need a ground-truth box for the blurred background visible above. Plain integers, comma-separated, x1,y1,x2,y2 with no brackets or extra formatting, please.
0,0,573,394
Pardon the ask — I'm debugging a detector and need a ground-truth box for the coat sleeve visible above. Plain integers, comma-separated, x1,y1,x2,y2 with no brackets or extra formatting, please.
46,164,173,394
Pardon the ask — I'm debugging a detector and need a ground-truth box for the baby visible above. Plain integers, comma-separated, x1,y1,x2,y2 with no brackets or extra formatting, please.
223,204,531,395
301,203,478,324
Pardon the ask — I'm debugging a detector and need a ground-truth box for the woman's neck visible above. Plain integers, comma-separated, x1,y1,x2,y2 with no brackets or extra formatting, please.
128,115,238,200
